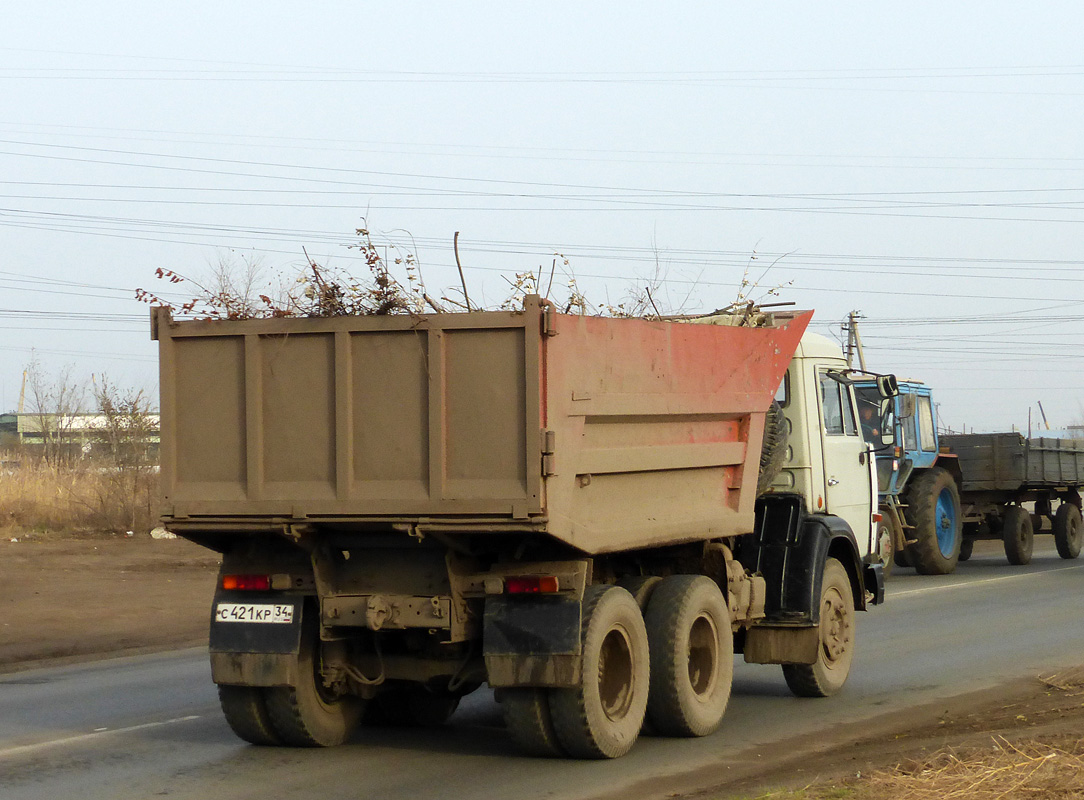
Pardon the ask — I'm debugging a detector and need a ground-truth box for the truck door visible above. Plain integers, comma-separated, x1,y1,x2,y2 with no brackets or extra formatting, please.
816,369,875,555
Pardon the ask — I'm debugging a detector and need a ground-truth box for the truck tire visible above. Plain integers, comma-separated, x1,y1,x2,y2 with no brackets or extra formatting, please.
1002,505,1034,566
264,617,363,747
1053,503,1083,559
500,688,565,757
217,685,282,746
958,537,974,562
549,585,649,759
643,576,732,737
903,467,961,575
757,401,788,495
782,558,855,698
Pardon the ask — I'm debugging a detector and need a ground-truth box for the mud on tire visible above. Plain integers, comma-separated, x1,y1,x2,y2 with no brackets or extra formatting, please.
218,684,282,746
548,585,649,759
1053,502,1083,560
1002,505,1034,566
782,558,855,698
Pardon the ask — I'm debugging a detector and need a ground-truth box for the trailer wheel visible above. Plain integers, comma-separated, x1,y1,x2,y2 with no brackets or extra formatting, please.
757,400,788,495
264,618,363,747
958,537,974,562
643,575,732,737
782,558,855,698
903,467,961,575
1002,505,1034,566
500,688,565,757
1053,503,1082,559
549,585,649,759
217,685,282,746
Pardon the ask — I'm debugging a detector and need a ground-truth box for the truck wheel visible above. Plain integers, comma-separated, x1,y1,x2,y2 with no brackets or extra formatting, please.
1002,505,1034,566
1053,503,1083,559
264,618,363,747
549,585,649,759
903,467,961,575
500,688,565,757
217,685,282,745
644,575,732,737
782,558,855,698
958,537,974,562
875,519,895,578
756,400,788,495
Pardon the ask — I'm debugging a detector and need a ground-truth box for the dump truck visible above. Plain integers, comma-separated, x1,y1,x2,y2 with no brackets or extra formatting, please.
152,296,890,759
852,378,1084,575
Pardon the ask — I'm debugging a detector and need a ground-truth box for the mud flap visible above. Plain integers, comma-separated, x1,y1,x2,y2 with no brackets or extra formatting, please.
743,625,820,665
483,595,582,688
208,591,304,687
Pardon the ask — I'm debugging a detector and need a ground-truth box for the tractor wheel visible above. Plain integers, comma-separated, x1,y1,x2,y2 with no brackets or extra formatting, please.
903,467,961,575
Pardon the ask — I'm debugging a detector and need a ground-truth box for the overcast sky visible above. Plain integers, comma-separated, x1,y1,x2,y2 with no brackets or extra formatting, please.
3,3,1084,432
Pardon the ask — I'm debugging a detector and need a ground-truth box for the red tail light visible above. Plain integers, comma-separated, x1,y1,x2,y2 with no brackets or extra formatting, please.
505,575,560,594
222,574,271,591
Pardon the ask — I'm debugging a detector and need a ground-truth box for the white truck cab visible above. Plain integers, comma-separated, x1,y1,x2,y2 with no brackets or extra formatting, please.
769,331,878,560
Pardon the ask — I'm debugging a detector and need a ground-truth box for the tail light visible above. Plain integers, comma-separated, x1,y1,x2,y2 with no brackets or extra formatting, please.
505,575,561,594
222,574,271,591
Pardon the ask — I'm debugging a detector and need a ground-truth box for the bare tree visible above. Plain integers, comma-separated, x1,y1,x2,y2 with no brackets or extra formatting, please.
92,375,157,467
24,358,87,466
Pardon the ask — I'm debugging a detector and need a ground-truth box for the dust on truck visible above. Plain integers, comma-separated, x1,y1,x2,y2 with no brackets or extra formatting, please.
152,296,887,759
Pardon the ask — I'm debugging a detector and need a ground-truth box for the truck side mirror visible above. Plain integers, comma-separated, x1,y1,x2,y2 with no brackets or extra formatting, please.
876,375,899,398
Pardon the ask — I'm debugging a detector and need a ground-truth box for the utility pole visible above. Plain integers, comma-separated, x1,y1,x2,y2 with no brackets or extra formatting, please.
842,311,867,371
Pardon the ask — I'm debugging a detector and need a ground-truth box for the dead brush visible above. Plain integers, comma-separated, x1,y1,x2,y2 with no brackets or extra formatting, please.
859,736,1084,800
1039,666,1084,696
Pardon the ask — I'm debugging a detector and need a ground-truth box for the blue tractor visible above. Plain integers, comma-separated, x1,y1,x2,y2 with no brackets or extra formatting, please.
851,379,963,575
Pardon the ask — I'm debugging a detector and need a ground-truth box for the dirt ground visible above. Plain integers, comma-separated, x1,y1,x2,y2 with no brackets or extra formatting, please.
0,531,220,669
2,533,1082,799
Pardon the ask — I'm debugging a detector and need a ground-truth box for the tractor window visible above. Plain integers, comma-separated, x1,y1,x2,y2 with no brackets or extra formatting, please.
819,371,844,435
903,414,918,451
918,396,936,451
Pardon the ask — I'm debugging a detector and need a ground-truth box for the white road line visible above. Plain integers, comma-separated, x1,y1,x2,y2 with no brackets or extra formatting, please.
0,715,202,759
890,562,1084,599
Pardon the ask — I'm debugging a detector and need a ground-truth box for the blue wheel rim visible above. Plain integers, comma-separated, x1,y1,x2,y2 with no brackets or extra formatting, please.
935,487,957,557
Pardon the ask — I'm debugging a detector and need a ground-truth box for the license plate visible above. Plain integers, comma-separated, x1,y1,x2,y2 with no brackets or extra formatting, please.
214,603,295,624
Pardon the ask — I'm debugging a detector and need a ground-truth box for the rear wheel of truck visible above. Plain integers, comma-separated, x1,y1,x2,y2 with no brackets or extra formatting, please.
1053,503,1083,559
549,585,649,759
217,685,282,746
1002,505,1034,566
264,616,364,747
903,467,961,575
782,558,855,698
500,688,565,757
644,575,733,737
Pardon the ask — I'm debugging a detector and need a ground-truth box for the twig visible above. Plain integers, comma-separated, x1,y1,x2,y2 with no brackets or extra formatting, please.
454,231,472,311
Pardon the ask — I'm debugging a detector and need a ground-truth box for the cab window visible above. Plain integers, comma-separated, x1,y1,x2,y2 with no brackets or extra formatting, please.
818,370,861,436
918,395,936,451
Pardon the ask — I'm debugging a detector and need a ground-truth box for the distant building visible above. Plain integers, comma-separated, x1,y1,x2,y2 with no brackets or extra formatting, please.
1,412,160,462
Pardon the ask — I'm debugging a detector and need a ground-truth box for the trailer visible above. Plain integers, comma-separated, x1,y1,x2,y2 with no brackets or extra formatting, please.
941,433,1084,564
152,297,888,758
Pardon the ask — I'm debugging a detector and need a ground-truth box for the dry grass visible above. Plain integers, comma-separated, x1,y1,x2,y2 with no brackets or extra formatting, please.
0,461,159,535
747,670,1084,800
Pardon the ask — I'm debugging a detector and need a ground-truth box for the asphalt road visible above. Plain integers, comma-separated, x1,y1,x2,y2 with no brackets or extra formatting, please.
2,538,1082,800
